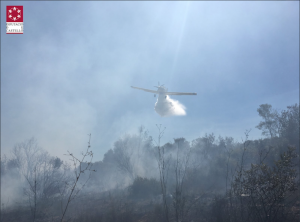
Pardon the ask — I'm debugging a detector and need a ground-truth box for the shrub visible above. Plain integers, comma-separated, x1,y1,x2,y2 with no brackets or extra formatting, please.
128,177,160,199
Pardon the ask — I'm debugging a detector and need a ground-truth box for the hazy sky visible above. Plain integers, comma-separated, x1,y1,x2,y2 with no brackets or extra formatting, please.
1,1,299,161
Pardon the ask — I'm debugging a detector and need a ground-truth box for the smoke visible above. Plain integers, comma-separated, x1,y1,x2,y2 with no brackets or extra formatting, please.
1,172,24,208
155,96,186,117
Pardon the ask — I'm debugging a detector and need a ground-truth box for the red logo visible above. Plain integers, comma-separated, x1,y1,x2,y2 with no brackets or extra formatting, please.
6,6,23,34
6,6,23,22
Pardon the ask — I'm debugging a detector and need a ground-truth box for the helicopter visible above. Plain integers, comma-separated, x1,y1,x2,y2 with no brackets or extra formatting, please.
131,83,197,116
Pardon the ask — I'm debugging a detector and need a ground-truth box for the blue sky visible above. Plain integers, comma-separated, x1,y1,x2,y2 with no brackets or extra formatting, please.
1,1,299,161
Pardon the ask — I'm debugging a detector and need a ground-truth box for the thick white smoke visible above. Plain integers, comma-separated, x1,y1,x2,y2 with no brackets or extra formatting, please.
155,95,186,117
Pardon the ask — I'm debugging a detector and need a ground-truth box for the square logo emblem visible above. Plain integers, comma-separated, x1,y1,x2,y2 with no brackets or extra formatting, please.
6,6,23,34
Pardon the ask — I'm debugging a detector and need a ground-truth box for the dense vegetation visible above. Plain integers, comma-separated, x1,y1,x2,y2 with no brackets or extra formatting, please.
1,103,299,222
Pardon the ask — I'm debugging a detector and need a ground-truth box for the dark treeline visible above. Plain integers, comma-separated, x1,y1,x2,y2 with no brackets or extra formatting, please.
1,103,299,222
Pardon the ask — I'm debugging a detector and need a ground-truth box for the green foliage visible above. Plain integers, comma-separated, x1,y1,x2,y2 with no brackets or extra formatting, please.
256,104,279,138
277,104,299,147
256,103,299,148
232,146,298,222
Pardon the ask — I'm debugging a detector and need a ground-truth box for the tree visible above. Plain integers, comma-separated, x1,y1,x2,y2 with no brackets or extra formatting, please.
113,126,151,181
154,124,170,222
256,104,279,138
60,133,95,222
172,138,191,222
229,145,298,222
114,137,135,180
277,104,299,147
10,138,69,221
